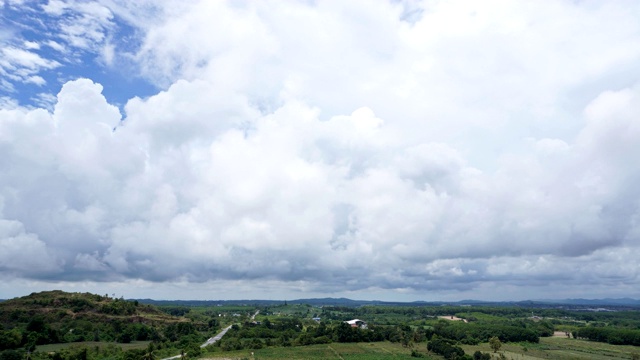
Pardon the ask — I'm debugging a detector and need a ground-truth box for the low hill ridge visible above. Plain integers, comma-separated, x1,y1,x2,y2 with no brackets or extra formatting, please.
0,290,180,326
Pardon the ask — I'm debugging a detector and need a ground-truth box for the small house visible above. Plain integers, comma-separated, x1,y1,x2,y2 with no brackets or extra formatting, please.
345,319,367,329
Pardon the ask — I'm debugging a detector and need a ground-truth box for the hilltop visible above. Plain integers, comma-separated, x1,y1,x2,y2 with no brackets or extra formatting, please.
0,290,178,326
0,290,203,351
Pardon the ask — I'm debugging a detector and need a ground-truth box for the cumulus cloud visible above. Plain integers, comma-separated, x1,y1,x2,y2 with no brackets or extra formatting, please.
3,76,640,298
0,219,61,275
1,1,640,300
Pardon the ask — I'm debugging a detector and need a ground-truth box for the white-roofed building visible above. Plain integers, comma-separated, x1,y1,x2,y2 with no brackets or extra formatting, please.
345,319,367,329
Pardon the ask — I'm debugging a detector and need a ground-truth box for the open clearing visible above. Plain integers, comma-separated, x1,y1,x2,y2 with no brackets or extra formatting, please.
37,341,151,352
202,342,418,360
461,337,640,360
438,315,468,322
553,330,573,338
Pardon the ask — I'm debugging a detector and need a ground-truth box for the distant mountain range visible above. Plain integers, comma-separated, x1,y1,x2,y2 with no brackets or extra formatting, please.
534,298,640,306
130,297,640,308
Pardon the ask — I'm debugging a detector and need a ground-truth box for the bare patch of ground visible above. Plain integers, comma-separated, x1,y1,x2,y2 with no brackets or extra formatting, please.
553,331,573,338
438,316,468,323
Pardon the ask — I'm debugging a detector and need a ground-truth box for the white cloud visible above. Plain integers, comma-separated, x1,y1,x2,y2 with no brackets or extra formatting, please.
0,47,58,69
0,96,18,109
23,40,40,50
0,46,60,85
37,0,116,54
532,138,571,156
0,219,61,274
45,40,65,52
25,75,46,86
42,0,68,16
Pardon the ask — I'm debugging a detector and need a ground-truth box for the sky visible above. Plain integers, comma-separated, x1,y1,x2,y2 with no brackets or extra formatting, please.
1,0,640,302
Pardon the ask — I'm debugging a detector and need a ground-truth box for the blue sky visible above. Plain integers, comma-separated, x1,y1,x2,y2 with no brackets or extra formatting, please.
1,0,156,109
1,0,640,302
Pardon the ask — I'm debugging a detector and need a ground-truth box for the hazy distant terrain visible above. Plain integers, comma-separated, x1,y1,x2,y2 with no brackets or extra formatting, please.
135,297,640,309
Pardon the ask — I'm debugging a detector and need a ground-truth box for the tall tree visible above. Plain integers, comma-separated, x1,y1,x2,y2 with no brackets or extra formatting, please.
489,336,502,353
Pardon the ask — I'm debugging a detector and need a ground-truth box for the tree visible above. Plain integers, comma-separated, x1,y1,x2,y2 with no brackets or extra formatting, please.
142,343,156,360
427,338,465,359
399,325,414,348
0,329,22,350
489,336,502,353
0,350,23,360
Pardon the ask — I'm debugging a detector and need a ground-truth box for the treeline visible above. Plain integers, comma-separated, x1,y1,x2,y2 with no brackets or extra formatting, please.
432,319,552,344
573,327,640,346
211,317,542,353
323,304,555,318
212,320,433,351
158,306,191,317
322,305,640,328
206,312,548,358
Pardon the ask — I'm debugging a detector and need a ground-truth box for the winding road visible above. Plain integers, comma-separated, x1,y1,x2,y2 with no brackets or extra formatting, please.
160,310,259,360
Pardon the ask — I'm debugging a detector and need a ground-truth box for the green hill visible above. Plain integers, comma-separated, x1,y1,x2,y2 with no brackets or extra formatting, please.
0,290,194,351
0,290,180,325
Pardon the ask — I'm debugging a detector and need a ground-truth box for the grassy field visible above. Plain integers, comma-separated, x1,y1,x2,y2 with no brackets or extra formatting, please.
32,338,640,359
454,312,507,322
199,339,640,360
461,337,640,360
203,342,425,360
36,341,151,352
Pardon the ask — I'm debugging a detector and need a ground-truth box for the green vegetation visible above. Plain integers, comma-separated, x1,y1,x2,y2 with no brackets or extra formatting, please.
574,326,640,346
2,291,640,360
0,291,217,360
203,342,430,359
489,336,501,352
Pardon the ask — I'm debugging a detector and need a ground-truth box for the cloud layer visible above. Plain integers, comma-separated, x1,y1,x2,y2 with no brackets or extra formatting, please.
1,0,640,300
